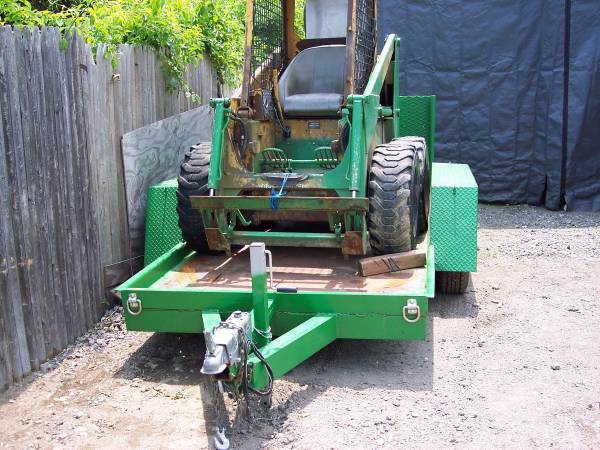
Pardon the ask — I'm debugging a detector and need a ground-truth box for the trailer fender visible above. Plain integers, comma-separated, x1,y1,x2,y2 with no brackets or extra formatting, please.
430,162,478,273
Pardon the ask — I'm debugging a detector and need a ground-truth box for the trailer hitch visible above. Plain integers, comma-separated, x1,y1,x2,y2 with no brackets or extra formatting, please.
199,243,277,450
201,311,252,376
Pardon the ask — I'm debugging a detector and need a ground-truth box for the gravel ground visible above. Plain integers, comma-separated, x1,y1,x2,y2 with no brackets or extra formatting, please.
1,204,599,449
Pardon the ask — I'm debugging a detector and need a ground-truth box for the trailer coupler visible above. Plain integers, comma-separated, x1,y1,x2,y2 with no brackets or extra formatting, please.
201,311,274,394
201,311,252,376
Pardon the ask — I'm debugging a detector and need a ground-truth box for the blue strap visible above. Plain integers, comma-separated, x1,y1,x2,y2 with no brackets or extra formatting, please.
271,173,290,210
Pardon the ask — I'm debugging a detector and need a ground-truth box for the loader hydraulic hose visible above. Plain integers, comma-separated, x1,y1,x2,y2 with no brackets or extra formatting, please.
229,112,248,156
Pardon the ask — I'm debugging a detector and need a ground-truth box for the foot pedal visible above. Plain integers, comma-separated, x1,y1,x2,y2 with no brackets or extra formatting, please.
314,146,340,169
260,148,291,172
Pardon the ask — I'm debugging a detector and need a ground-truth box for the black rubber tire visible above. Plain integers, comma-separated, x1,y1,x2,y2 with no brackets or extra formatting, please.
368,140,423,254
436,271,470,294
419,149,430,233
177,142,211,253
393,136,430,233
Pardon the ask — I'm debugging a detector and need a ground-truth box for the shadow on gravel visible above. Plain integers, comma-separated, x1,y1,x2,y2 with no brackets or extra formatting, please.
114,333,205,385
430,280,479,319
0,380,29,407
113,333,217,448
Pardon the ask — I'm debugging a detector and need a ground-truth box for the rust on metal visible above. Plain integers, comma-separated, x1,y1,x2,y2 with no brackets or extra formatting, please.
344,0,358,97
283,0,299,62
341,231,365,256
240,0,254,109
205,228,231,252
249,210,329,223
191,196,369,212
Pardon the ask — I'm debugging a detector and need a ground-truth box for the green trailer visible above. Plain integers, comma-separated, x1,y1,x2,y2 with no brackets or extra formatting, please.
118,1,478,447
118,158,477,446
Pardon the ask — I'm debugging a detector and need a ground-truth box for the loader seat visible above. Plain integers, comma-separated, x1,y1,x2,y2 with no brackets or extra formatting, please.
278,45,346,117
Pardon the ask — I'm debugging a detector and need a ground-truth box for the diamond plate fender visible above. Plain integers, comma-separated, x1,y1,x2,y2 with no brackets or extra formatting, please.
144,179,183,266
430,163,478,273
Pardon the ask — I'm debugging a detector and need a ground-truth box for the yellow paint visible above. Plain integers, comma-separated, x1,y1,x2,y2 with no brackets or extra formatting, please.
283,0,299,60
285,120,339,139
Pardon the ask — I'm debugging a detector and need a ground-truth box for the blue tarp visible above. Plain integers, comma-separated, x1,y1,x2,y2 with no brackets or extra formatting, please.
379,0,600,210
566,1,600,210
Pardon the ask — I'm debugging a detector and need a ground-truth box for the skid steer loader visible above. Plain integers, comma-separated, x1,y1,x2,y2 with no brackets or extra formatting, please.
177,0,428,258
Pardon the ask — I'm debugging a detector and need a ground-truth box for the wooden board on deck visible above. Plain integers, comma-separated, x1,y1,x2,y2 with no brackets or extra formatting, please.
358,250,426,277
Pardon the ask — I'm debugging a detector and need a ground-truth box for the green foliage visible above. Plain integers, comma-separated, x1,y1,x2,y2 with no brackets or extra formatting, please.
294,0,305,38
0,0,246,90
0,0,310,93
30,0,80,12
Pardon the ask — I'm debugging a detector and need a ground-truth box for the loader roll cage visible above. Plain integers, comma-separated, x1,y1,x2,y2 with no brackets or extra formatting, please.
240,0,377,111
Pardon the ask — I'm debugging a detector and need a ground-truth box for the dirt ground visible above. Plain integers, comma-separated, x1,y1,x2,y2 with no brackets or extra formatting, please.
1,204,599,449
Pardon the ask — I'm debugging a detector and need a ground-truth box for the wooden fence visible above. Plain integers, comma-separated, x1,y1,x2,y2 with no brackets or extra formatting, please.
0,25,220,389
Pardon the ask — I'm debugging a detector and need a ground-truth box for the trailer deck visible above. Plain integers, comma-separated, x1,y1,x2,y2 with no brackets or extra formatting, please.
153,244,428,294
119,236,434,341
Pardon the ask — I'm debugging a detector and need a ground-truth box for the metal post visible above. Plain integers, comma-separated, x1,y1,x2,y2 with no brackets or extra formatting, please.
250,242,270,347
349,96,364,195
393,37,401,138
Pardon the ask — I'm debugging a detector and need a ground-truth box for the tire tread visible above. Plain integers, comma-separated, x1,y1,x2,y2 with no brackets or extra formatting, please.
436,271,470,294
368,138,424,254
177,142,211,253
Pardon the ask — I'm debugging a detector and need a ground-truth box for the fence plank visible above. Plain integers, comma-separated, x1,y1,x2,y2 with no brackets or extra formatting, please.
89,45,111,274
39,27,69,351
20,27,55,365
30,27,61,354
68,33,94,329
0,26,32,380
8,26,45,371
77,37,104,319
0,28,28,386
59,28,85,339
14,27,47,369
0,91,21,387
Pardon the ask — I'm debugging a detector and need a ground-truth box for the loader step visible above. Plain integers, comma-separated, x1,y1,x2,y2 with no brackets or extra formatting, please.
191,196,368,212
